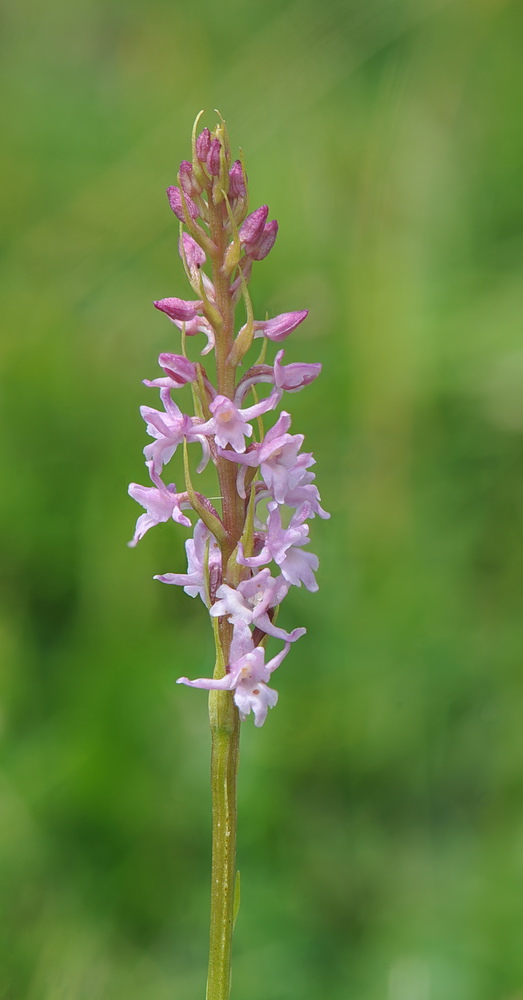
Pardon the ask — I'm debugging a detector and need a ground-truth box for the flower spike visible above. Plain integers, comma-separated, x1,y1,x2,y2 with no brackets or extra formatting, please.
127,112,328,999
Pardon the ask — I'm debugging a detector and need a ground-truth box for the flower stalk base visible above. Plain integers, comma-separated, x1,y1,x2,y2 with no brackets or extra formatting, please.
207,690,240,1000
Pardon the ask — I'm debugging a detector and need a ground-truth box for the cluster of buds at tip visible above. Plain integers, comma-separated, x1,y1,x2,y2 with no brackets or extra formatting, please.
129,113,329,727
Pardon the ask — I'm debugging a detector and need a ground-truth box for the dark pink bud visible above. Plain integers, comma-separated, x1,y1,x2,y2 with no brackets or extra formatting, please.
239,205,269,246
253,310,308,342
228,160,246,198
154,297,203,321
158,353,197,385
167,186,199,221
196,127,211,162
249,220,278,261
207,138,221,176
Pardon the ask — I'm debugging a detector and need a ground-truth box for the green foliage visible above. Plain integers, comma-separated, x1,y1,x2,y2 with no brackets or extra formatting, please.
1,0,523,996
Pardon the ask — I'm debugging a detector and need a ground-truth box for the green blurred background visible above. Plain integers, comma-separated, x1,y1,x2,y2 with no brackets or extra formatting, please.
1,0,523,996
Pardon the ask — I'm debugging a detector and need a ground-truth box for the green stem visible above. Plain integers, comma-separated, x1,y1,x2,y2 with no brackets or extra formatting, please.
204,144,244,1000
206,682,240,1000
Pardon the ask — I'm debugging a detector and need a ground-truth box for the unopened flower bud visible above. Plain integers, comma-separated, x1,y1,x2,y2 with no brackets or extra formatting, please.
167,185,199,221
239,205,269,246
229,160,246,198
248,220,279,261
207,138,221,177
179,160,202,198
195,127,211,162
145,357,214,397
154,297,204,321
158,353,197,385
253,309,308,342
179,232,206,271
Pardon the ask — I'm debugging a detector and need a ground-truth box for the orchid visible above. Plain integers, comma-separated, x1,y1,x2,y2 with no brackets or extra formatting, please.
128,462,191,546
128,113,328,1000
209,568,306,641
155,519,222,605
219,410,316,502
177,621,290,727
141,387,210,475
237,503,319,591
196,389,281,453
234,349,321,405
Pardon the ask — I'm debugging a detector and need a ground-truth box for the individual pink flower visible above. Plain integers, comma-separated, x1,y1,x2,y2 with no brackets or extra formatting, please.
140,389,193,474
155,519,222,606
154,291,216,354
238,504,319,591
272,350,321,390
262,471,330,519
235,349,321,404
209,568,306,641
257,415,314,502
197,390,280,454
219,412,314,502
177,621,290,727
128,462,191,547
141,388,210,474
143,353,217,399
143,353,197,390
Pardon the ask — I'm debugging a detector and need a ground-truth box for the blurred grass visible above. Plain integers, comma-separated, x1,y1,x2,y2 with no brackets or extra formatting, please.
1,0,523,997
